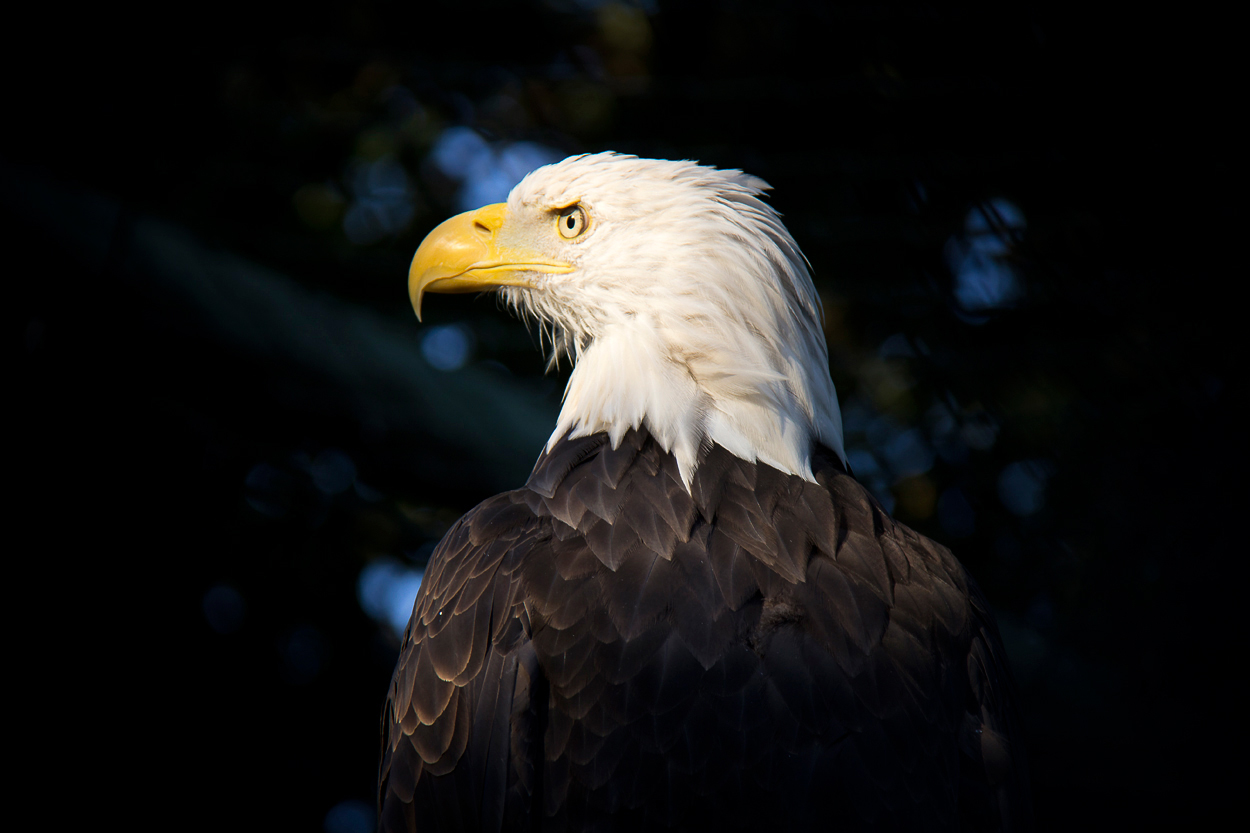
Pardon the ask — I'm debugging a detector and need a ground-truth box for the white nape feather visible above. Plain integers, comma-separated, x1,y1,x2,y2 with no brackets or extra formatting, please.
501,152,845,488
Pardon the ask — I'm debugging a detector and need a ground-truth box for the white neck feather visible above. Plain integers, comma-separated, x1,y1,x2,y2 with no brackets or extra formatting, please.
549,312,844,488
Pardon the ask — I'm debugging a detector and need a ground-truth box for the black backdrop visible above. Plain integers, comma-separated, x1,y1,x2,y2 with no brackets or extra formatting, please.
9,2,1237,829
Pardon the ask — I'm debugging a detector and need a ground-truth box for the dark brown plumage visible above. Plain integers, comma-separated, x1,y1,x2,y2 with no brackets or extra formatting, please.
379,428,1030,831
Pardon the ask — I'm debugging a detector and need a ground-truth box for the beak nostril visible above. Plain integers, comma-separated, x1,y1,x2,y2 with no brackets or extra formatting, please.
474,221,491,235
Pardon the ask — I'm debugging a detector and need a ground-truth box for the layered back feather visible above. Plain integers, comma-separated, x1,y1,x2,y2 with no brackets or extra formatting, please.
379,429,1031,832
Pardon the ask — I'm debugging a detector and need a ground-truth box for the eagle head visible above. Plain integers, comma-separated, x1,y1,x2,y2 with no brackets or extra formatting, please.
409,152,845,486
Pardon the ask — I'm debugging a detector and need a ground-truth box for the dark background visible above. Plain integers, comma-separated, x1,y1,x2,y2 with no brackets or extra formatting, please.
9,1,1237,829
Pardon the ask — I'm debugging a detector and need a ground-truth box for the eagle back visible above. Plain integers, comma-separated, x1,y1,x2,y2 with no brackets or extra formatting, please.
379,428,1028,832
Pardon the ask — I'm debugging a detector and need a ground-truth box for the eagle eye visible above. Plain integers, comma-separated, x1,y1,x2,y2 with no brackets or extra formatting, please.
556,205,588,239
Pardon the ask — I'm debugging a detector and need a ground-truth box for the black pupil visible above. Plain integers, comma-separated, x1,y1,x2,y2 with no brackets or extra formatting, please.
565,214,575,229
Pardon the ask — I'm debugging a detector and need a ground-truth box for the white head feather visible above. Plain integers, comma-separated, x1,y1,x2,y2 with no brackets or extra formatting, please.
501,152,845,488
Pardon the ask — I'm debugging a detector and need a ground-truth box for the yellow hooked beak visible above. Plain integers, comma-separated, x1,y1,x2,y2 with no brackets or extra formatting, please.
408,203,573,321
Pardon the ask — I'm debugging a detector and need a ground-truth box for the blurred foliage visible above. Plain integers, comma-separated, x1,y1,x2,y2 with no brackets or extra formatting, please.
9,0,1237,830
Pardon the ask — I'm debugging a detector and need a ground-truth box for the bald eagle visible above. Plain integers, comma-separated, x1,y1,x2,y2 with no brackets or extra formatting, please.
380,153,1029,832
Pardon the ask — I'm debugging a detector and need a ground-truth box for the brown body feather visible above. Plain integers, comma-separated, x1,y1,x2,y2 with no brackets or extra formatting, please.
380,428,1029,831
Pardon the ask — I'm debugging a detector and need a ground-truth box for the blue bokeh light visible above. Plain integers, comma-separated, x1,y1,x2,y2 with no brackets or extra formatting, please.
946,197,1026,319
846,448,880,479
421,323,475,371
310,448,357,495
998,459,1053,516
428,127,561,212
324,799,374,833
343,156,415,245
357,557,425,635
881,427,934,480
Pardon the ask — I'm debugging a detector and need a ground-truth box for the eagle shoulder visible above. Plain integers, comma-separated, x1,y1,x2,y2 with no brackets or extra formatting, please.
380,429,1029,831
379,490,549,832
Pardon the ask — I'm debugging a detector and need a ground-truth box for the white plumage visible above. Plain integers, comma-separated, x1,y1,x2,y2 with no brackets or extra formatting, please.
499,153,845,485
